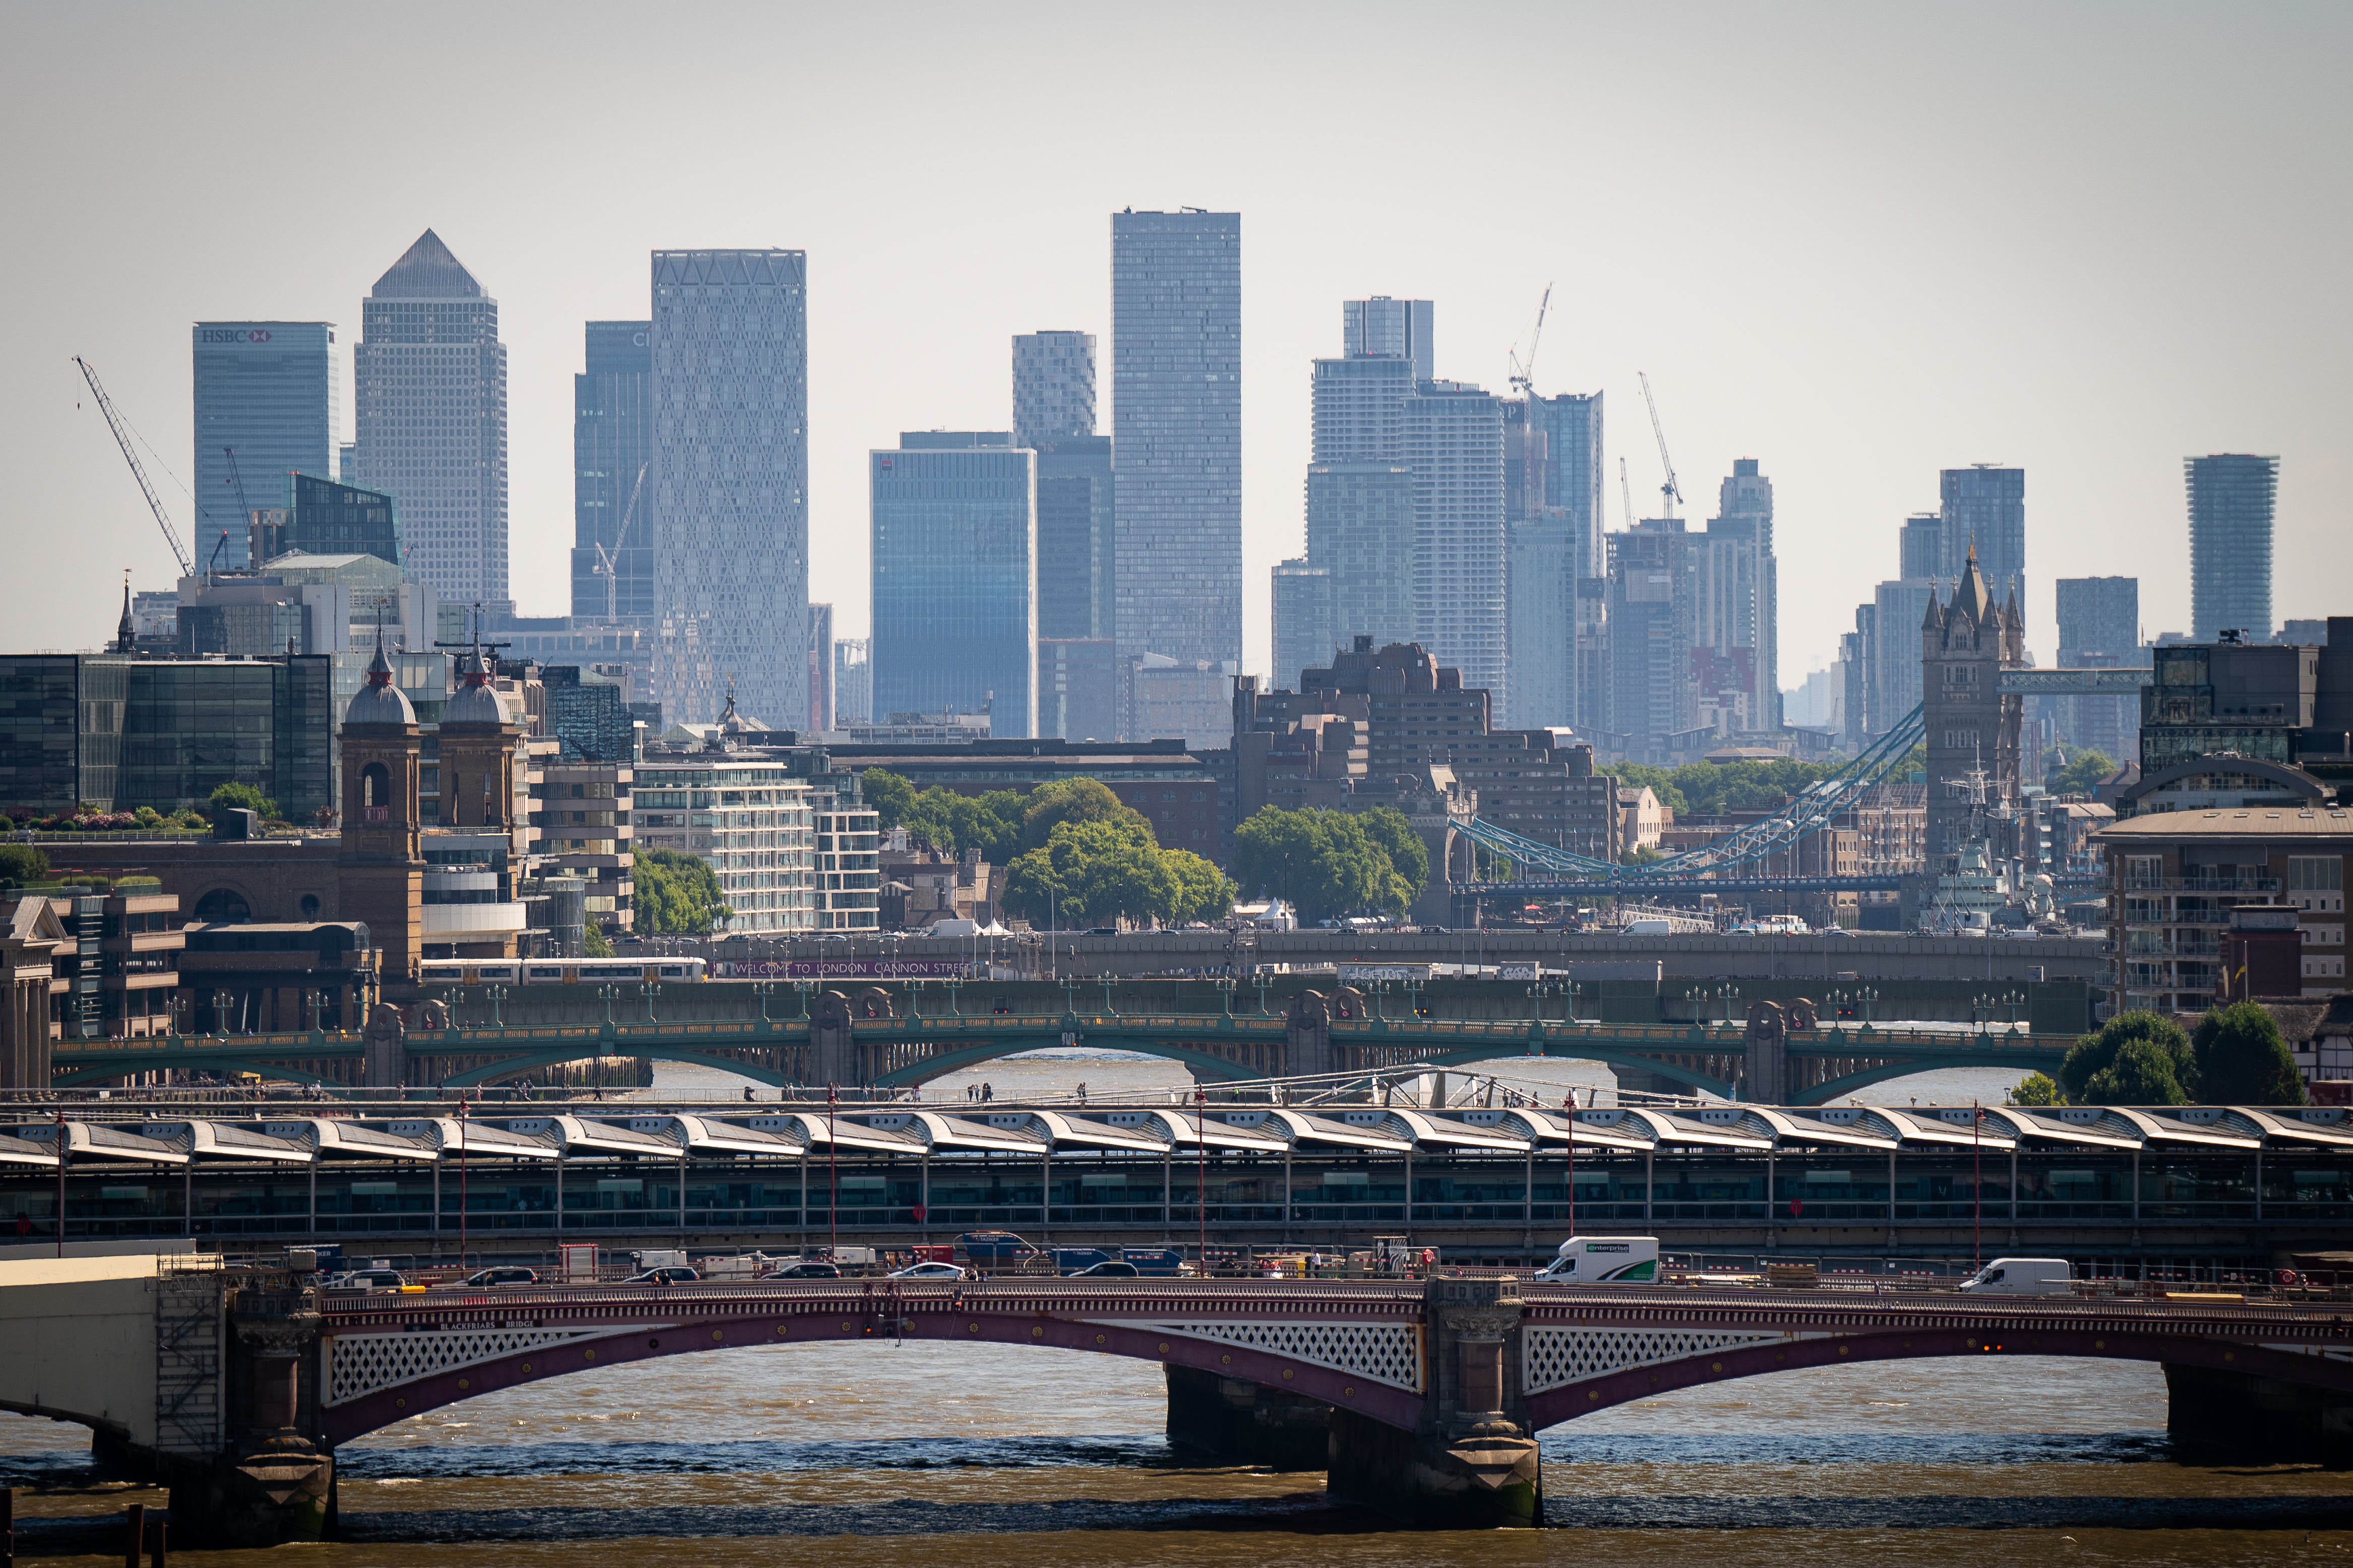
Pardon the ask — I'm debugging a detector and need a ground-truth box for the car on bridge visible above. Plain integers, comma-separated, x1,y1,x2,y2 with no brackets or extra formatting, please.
324,1268,408,1293
454,1267,540,1288
764,1260,841,1279
887,1261,969,1281
1064,1260,1140,1279
624,1265,701,1284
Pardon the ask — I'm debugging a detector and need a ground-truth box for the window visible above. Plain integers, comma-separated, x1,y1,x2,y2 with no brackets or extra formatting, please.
2290,857,2344,893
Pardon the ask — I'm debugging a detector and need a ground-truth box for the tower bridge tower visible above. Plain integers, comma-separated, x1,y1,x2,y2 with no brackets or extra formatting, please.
1921,546,2025,870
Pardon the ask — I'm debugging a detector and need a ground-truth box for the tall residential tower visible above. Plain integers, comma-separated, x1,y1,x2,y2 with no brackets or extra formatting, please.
2187,454,2278,642
1012,331,1097,449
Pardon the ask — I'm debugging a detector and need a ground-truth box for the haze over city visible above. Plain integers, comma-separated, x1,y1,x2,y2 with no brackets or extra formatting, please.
4,2,2346,678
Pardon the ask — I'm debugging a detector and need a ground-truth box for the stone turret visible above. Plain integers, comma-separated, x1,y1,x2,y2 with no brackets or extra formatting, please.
337,633,424,993
1921,545,2025,870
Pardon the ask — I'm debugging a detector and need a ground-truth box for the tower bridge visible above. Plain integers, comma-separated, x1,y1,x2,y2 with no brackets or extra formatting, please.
7,1252,2352,1543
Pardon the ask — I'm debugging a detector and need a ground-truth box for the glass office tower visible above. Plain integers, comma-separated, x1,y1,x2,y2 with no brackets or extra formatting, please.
2186,454,2279,642
573,321,655,623
869,433,1037,737
192,322,336,569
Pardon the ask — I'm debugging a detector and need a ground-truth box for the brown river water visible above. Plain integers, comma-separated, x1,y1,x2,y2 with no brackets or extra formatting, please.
10,1052,2353,1563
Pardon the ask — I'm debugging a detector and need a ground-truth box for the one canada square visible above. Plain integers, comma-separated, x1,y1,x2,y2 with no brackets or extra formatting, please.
1111,210,1241,724
650,249,809,728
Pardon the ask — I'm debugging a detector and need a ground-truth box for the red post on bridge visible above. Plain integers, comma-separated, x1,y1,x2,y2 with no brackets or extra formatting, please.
1195,1085,1208,1273
457,1097,469,1274
827,1082,838,1261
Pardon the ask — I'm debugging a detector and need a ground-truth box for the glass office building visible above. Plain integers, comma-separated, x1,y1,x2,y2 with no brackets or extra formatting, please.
573,321,655,623
0,655,335,819
193,322,337,570
1111,210,1241,693
869,433,1037,737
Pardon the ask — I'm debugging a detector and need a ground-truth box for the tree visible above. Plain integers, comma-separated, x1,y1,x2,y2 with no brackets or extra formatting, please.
208,781,281,821
0,844,48,890
580,921,615,958
1230,806,1417,924
2050,748,2118,796
632,847,733,935
1354,807,1429,903
2059,1011,2197,1103
860,768,916,831
2192,1002,2308,1105
1019,777,1145,853
2082,1037,2190,1105
2009,1072,2065,1106
1162,848,1237,925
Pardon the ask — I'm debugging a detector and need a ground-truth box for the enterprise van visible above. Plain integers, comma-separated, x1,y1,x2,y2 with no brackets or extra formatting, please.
1958,1258,2073,1295
1537,1236,1661,1283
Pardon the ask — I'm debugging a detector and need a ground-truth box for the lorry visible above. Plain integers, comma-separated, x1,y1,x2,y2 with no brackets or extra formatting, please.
1958,1257,2074,1295
1536,1236,1660,1283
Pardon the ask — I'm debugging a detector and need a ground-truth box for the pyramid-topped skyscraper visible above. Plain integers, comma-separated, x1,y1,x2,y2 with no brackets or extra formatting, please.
350,230,509,611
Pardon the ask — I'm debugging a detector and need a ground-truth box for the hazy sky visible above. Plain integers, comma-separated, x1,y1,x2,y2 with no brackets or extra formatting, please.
5,3,2346,683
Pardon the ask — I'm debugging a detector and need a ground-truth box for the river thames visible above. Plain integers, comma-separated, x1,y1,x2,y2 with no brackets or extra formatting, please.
7,1053,2351,1563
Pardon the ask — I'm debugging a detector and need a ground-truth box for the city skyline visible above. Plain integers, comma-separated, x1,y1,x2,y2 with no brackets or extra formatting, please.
8,5,2346,687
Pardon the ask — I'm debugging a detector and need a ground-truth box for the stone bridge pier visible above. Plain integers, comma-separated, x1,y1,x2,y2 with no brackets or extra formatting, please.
1167,1276,1543,1528
165,1279,336,1547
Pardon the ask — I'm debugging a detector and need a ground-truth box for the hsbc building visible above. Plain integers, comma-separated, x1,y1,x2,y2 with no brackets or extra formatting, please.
192,321,338,569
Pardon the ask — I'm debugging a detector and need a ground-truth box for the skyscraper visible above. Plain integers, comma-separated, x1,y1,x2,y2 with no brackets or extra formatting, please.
2055,575,2141,759
807,600,834,732
650,248,808,728
2187,454,2278,642
1898,512,1945,583
572,321,653,624
193,322,337,569
1505,510,1574,727
1342,297,1433,381
1310,354,1415,463
832,638,872,728
1531,393,1604,585
1271,558,1335,690
1304,462,1413,650
1111,209,1241,714
351,231,507,609
1034,431,1118,738
1012,331,1097,449
1406,381,1507,707
1938,465,2025,624
869,432,1036,737
1693,458,1779,733
1605,520,1698,765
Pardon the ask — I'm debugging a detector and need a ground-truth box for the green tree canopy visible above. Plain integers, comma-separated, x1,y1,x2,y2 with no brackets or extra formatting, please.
632,847,733,935
2083,1037,2191,1105
1018,777,1145,852
2060,1011,2197,1103
580,921,615,959
1599,757,1846,821
208,781,281,821
0,844,49,890
2192,1002,2308,1105
860,768,916,831
1000,816,1234,929
2009,1072,2065,1106
1229,806,1424,924
2049,748,2119,796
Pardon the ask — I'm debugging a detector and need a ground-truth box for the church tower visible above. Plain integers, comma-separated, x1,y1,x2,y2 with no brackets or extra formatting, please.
1920,545,2025,869
434,644,521,835
338,636,424,989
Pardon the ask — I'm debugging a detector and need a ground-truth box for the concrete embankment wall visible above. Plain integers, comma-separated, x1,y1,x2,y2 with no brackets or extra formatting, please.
0,1243,188,1449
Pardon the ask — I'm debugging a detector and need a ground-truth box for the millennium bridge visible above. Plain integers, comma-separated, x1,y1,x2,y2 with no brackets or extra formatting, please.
6,1249,2351,1542
7,1095,2349,1259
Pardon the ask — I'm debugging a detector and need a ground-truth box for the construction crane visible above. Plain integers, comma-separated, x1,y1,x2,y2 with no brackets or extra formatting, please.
1620,456,1635,530
1637,370,1683,519
592,461,650,624
1506,283,1553,399
223,446,255,521
74,356,193,576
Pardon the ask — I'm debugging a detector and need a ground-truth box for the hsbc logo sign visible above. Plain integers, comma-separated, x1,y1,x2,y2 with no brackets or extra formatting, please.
200,328,275,344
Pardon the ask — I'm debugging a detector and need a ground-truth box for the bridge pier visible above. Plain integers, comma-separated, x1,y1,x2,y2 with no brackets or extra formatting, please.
1326,1276,1542,1528
2165,1364,2353,1469
164,1279,334,1548
1164,1365,1331,1469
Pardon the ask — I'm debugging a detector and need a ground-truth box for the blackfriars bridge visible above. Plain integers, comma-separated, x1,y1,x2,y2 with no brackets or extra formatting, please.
8,1254,2353,1542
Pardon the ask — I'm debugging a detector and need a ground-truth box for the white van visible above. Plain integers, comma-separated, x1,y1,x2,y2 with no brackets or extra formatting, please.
1622,918,1674,936
1537,1236,1661,1283
1958,1257,2072,1295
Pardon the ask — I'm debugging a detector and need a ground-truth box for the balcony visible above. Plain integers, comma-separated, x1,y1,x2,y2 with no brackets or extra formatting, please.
2120,873,2280,894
